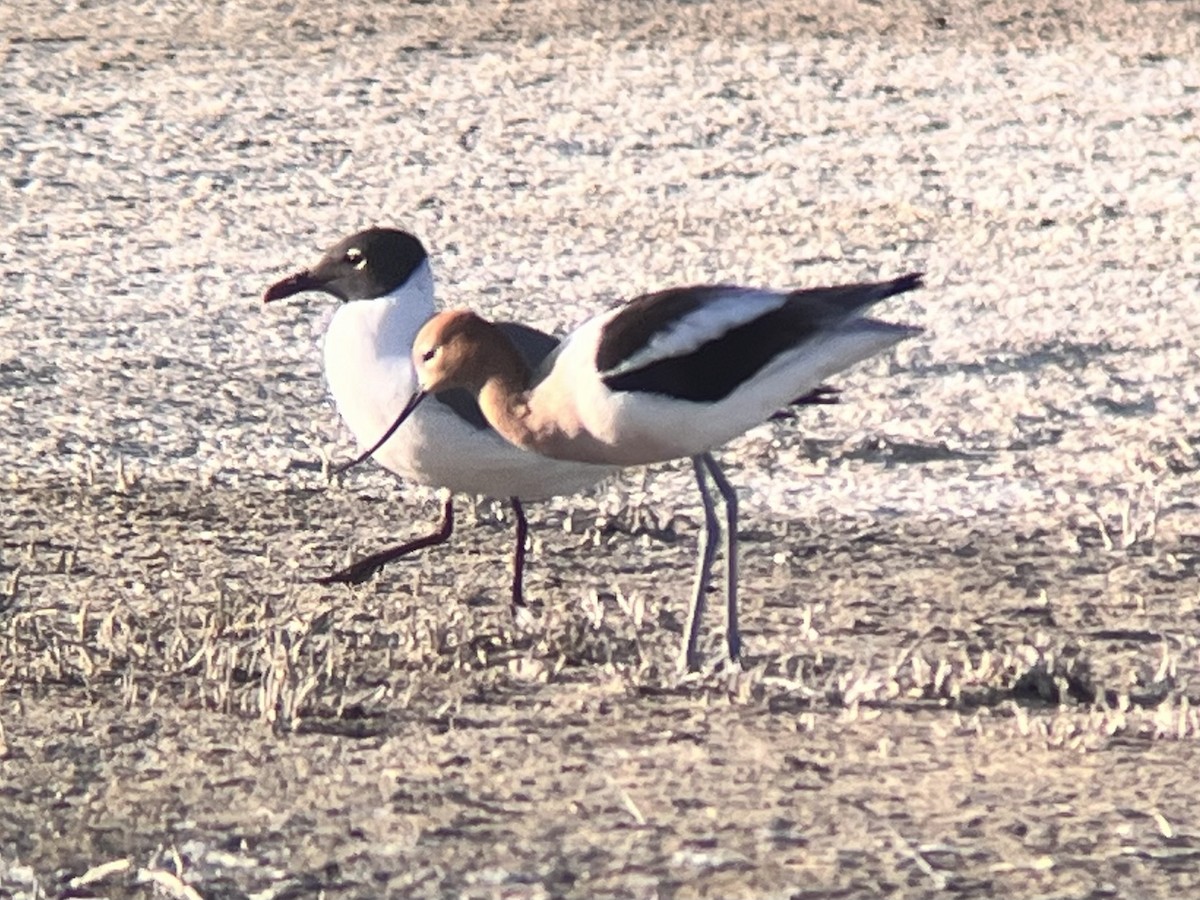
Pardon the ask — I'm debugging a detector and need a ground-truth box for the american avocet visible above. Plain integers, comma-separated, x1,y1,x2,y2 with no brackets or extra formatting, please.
348,274,924,671
263,227,616,608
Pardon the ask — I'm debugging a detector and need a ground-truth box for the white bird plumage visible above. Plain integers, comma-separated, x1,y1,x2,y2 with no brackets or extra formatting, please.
322,260,610,498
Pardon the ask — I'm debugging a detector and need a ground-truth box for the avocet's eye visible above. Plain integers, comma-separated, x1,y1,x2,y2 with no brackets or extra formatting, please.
420,346,438,363
344,247,365,269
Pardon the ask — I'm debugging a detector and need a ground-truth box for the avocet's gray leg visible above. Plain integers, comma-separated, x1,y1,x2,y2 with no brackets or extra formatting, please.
681,455,721,673
700,452,740,665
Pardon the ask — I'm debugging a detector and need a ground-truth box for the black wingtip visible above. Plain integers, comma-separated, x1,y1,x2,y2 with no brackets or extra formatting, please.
891,272,925,295
768,384,841,421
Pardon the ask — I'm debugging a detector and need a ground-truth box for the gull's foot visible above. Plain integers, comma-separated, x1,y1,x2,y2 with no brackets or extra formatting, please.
512,604,538,632
315,559,385,586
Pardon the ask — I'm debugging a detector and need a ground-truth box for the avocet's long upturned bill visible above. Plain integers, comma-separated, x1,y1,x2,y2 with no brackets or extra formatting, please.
262,227,615,606
356,274,924,671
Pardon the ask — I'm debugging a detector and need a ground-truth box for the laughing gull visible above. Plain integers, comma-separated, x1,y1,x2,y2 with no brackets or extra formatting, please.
263,227,615,609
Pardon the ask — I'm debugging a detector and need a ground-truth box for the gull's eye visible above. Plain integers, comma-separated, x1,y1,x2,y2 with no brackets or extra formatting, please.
420,346,438,364
344,247,365,269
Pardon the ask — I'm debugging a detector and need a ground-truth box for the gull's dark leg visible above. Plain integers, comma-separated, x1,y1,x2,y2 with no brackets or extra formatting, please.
509,497,529,612
701,452,741,666
317,495,454,585
681,455,721,673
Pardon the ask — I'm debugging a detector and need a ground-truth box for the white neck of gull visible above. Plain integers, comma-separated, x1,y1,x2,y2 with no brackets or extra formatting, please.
322,259,438,447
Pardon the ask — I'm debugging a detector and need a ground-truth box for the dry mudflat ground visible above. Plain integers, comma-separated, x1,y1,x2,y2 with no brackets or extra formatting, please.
2,0,1200,897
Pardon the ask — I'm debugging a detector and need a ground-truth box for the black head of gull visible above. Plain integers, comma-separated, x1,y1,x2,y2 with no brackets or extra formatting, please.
262,227,428,304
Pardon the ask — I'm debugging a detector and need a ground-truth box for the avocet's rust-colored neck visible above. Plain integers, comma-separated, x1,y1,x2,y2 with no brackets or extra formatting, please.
477,371,539,451
415,310,541,449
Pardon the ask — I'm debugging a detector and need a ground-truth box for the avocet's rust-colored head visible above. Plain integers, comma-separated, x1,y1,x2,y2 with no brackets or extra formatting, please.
412,309,497,393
